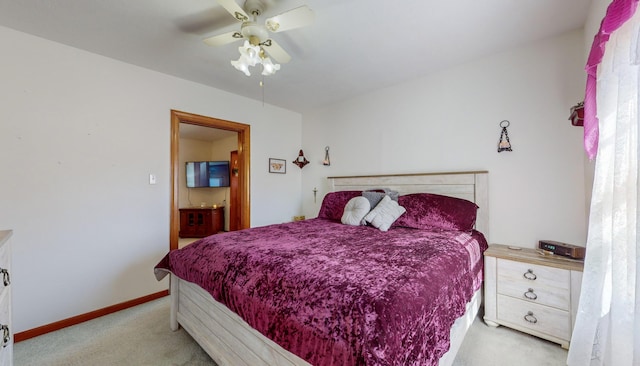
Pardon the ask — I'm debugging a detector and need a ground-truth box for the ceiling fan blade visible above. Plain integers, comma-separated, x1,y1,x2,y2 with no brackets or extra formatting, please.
262,39,291,64
265,5,315,33
216,0,250,22
203,31,243,46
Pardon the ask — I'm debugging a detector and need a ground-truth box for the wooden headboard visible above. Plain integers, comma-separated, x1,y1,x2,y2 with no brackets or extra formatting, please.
327,171,489,240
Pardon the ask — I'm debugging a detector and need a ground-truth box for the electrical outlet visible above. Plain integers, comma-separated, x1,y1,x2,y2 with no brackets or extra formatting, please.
149,174,157,185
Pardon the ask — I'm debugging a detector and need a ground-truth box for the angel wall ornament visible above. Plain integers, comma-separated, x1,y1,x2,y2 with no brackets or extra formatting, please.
497,120,512,152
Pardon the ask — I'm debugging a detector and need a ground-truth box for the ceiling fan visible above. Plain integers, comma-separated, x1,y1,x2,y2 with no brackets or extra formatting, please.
203,0,315,76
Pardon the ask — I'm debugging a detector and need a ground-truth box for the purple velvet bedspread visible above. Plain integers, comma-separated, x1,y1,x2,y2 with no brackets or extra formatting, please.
155,218,487,366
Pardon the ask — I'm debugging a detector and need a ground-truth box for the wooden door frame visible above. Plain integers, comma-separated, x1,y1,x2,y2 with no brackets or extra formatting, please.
229,150,240,231
170,110,251,250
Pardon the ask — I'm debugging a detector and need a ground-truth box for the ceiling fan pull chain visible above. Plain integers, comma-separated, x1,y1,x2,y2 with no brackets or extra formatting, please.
261,76,265,107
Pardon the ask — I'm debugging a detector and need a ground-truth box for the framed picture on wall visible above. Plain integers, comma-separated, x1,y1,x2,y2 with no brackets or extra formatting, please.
269,158,286,174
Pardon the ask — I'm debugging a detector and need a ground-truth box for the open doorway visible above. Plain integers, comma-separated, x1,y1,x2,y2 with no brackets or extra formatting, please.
170,110,250,251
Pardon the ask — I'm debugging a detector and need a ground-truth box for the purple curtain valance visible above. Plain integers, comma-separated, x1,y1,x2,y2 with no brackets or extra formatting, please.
584,0,639,159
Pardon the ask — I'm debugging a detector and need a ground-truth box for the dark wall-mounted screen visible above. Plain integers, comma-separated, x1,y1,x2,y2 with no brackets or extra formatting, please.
185,161,230,188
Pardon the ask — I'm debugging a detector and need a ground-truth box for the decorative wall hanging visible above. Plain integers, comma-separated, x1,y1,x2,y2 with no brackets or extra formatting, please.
323,146,330,166
293,149,309,169
269,158,286,173
568,101,585,126
497,120,513,152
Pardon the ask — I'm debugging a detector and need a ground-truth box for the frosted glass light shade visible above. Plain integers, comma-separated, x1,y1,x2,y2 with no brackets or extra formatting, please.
231,41,281,76
261,57,280,76
231,56,251,76
238,40,261,66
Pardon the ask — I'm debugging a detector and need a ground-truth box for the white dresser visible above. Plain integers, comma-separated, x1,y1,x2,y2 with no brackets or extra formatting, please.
0,231,12,366
483,244,583,349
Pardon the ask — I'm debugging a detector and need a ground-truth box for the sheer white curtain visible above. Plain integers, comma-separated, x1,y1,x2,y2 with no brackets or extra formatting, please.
567,8,640,366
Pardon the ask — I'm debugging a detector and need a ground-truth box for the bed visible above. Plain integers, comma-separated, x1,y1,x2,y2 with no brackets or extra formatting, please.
155,171,489,366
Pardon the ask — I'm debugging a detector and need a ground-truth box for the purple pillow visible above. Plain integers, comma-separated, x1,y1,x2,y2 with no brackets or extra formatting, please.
392,193,479,231
317,191,362,221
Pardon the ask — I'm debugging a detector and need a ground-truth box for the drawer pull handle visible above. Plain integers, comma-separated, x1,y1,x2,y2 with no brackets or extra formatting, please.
0,324,9,348
524,288,538,300
0,268,9,286
524,311,538,324
523,269,537,280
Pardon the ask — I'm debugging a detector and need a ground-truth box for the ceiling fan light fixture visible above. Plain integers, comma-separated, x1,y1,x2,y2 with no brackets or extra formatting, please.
231,40,280,76
261,57,280,76
238,40,261,66
208,1,315,78
231,57,251,76
246,47,257,60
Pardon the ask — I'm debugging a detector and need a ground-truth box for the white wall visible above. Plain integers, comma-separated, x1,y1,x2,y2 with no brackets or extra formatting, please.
301,29,588,249
0,26,302,333
585,0,610,52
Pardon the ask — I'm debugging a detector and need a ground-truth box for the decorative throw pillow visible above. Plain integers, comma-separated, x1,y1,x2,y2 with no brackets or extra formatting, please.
341,197,371,226
317,191,362,221
392,193,479,231
362,191,386,208
364,195,406,232
383,188,399,202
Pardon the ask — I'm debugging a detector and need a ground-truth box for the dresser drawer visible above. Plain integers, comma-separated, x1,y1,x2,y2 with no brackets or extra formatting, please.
0,291,9,327
0,231,12,366
497,258,570,309
0,343,10,366
0,282,10,364
0,244,8,295
497,294,571,340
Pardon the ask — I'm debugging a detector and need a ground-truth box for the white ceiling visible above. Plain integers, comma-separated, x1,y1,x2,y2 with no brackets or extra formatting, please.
0,0,591,113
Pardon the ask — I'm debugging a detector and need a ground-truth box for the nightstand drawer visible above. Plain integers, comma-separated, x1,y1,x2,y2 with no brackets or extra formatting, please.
498,280,569,310
498,295,570,340
497,258,570,288
497,258,570,309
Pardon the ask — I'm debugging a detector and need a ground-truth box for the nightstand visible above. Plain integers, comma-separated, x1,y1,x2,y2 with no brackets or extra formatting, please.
483,244,584,349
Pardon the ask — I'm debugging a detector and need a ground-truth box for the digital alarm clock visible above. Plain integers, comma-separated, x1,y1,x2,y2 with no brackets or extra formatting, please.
538,240,585,259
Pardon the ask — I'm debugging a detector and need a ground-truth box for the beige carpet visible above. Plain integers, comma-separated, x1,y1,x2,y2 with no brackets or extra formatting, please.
15,297,213,366
15,296,568,365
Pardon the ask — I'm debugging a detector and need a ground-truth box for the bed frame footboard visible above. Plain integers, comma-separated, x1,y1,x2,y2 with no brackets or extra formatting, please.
170,274,481,366
170,275,311,366
169,276,180,331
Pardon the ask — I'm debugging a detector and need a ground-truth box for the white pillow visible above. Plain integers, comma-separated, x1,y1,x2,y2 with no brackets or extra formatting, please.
364,195,406,231
341,196,371,226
